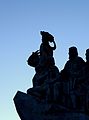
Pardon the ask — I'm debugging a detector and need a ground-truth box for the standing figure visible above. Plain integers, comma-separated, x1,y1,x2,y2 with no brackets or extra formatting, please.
61,46,85,108
85,49,89,110
76,48,89,111
35,31,56,73
27,31,60,103
61,46,85,89
81,48,89,110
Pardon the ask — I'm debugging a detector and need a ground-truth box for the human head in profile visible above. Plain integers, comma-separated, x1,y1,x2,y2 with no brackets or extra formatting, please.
85,48,89,63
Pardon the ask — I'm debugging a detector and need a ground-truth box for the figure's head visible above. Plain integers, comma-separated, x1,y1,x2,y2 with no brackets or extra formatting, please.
85,48,89,62
69,46,78,60
40,31,54,43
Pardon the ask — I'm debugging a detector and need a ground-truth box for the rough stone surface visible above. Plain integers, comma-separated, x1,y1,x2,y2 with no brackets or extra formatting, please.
14,91,89,120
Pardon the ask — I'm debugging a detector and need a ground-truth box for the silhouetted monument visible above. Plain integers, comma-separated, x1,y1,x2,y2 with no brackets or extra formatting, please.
13,32,89,120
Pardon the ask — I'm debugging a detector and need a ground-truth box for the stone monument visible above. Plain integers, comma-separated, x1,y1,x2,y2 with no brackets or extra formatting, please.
13,31,89,120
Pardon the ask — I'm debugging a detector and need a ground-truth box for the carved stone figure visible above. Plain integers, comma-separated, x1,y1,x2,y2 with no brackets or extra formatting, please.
61,46,85,109
27,31,60,103
35,31,56,73
61,47,85,81
77,49,89,110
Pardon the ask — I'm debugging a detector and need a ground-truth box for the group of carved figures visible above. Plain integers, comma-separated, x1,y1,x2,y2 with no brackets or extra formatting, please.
27,31,89,112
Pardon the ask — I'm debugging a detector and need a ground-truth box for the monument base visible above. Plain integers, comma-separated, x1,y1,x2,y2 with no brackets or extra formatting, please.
13,91,89,120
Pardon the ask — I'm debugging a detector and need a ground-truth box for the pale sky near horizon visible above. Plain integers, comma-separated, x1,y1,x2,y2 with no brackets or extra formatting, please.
0,0,89,119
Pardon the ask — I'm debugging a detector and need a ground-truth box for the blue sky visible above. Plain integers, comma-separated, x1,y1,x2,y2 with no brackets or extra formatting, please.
0,0,89,119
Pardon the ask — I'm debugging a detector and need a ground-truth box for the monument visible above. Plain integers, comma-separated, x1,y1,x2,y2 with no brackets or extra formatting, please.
13,31,89,120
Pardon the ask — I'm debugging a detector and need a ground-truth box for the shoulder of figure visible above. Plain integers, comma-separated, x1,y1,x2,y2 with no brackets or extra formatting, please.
77,56,85,61
77,57,85,65
64,60,70,68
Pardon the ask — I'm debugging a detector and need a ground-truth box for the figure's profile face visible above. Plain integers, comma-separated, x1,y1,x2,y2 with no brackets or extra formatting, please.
40,31,48,43
86,49,89,62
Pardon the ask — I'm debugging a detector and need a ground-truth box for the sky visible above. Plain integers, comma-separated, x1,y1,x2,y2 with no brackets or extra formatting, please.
0,0,89,119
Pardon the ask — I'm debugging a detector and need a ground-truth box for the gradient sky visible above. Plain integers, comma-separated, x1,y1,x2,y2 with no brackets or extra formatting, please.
0,0,89,119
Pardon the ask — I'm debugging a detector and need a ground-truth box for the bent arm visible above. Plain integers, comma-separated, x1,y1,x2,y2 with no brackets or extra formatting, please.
52,40,56,50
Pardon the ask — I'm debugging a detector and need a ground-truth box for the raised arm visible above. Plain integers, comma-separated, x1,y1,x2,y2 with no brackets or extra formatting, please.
52,40,56,50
